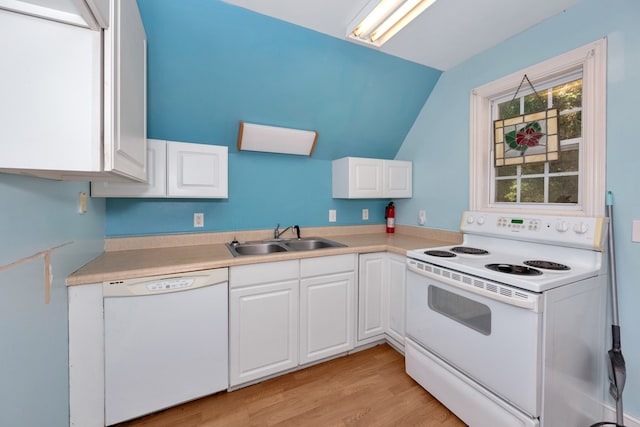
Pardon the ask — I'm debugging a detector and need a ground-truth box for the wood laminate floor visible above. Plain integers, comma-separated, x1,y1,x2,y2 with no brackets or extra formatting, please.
119,344,466,427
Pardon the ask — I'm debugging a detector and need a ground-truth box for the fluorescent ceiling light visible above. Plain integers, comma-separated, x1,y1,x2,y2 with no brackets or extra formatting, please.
237,121,318,156
348,0,437,46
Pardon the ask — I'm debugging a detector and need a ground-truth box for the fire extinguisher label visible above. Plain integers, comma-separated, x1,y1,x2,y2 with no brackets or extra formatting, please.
387,218,395,228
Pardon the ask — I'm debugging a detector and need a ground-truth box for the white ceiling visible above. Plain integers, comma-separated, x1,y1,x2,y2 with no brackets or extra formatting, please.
222,0,585,70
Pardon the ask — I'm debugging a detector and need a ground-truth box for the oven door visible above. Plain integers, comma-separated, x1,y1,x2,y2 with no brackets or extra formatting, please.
406,262,543,417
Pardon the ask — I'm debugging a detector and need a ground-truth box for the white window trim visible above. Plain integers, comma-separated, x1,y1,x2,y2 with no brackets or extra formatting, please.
469,38,607,217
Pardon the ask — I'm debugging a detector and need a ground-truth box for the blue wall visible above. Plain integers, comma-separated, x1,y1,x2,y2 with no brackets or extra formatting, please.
396,0,640,419
0,175,104,427
106,0,441,236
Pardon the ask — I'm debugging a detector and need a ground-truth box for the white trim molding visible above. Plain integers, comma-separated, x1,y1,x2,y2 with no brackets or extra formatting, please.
470,38,607,217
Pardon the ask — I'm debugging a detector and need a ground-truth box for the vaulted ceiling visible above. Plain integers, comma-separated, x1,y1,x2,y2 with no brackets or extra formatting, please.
222,0,586,70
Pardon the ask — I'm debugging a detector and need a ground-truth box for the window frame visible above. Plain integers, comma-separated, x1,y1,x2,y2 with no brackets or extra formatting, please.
469,39,607,217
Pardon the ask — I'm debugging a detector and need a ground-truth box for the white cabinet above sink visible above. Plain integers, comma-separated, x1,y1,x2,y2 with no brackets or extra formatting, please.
332,157,412,199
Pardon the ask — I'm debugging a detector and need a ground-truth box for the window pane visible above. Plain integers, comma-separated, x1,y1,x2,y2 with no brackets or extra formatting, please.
522,163,545,175
496,179,517,202
521,178,544,203
549,175,579,203
496,165,517,177
552,79,582,111
549,148,579,173
524,92,546,114
559,111,582,140
498,100,520,119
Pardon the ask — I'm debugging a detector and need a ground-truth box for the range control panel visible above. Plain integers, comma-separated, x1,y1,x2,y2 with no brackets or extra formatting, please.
460,211,608,250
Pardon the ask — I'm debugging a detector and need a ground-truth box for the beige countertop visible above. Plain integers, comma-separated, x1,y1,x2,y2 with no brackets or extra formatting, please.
67,225,461,286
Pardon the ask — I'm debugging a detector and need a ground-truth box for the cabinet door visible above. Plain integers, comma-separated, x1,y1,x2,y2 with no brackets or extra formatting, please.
300,271,355,364
358,253,386,341
229,280,299,387
167,142,229,198
383,160,412,198
0,0,108,29
385,253,406,345
91,139,166,197
0,10,101,173
103,0,147,181
332,157,383,199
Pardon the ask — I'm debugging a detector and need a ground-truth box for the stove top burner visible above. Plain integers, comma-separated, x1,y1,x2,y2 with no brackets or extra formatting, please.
485,263,543,276
424,250,456,258
450,246,489,255
524,260,570,271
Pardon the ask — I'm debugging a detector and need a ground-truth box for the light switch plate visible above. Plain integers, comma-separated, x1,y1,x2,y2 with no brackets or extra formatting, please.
329,209,337,222
418,210,426,226
362,209,369,220
632,220,640,243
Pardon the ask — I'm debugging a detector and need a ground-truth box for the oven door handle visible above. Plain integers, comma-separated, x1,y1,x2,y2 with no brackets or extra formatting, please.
407,261,541,312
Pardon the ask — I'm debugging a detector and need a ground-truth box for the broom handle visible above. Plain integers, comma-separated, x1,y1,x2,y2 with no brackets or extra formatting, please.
606,191,620,328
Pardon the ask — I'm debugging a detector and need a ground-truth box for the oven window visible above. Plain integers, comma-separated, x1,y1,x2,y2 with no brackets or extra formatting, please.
428,285,492,335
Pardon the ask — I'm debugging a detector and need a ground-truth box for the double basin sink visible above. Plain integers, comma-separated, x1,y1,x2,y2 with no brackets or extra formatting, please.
227,237,346,257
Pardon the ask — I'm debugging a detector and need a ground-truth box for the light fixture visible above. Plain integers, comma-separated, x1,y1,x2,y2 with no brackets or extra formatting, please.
237,121,318,156
348,0,437,46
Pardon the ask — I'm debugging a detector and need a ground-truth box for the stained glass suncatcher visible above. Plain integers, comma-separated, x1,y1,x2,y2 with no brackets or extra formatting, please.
494,108,559,166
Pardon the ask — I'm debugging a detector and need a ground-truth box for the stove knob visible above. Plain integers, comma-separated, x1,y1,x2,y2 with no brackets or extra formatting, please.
466,215,475,224
574,222,589,234
556,221,569,232
477,216,485,225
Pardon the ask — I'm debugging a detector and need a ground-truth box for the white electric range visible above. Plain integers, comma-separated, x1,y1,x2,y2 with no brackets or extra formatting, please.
405,211,609,427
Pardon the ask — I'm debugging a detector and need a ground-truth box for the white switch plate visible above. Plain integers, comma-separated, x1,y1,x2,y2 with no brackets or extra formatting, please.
194,213,204,228
362,209,369,220
329,209,337,222
418,210,426,226
633,220,640,242
78,192,87,214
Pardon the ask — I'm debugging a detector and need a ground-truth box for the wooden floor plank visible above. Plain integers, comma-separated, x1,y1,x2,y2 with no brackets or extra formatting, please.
119,344,466,427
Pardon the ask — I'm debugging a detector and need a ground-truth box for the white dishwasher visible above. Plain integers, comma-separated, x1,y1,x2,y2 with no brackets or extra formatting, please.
103,268,228,426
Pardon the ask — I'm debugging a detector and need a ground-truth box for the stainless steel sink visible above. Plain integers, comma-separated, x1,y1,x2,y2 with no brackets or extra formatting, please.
226,237,345,257
283,237,345,251
227,242,289,256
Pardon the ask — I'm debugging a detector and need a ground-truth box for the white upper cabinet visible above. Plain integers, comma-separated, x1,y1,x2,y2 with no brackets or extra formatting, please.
0,0,147,181
332,157,412,199
0,0,109,29
384,159,413,198
91,139,166,197
91,140,229,198
103,0,146,180
167,141,228,198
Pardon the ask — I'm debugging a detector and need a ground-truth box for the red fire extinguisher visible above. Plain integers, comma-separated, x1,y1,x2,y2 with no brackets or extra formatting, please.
385,202,395,234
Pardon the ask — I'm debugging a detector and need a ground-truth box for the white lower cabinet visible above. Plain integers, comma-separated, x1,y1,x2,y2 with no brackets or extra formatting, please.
229,260,299,387
229,254,356,387
300,255,356,365
358,252,406,348
358,254,386,340
385,253,407,345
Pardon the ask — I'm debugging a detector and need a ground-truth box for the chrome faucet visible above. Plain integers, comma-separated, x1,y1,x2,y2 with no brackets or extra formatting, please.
274,223,300,239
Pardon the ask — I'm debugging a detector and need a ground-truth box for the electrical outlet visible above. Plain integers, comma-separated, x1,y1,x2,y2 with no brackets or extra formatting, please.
418,210,426,226
329,209,337,222
194,213,204,228
362,208,369,220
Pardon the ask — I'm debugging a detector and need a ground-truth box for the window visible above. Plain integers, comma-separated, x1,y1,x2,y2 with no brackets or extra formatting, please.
470,39,606,216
